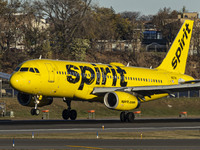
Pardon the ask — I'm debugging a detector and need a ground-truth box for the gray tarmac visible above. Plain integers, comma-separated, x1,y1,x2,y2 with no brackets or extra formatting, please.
1,139,200,149
0,118,200,133
0,118,200,149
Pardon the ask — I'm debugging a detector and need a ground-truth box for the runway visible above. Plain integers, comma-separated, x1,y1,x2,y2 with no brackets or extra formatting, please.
0,118,200,149
1,139,200,149
0,118,200,133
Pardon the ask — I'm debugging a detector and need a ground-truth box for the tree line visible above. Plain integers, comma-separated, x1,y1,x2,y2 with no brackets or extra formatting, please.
0,0,199,72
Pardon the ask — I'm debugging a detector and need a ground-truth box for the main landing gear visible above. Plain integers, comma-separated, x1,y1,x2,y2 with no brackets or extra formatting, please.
120,111,135,123
31,95,41,116
62,98,77,120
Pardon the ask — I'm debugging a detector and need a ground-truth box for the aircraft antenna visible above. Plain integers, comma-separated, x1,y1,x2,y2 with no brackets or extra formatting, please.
126,62,130,67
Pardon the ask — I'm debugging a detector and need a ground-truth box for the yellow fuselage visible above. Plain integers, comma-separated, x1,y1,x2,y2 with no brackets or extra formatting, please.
10,59,194,102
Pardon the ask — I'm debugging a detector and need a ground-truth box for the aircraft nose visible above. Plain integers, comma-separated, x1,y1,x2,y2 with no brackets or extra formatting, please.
10,73,23,91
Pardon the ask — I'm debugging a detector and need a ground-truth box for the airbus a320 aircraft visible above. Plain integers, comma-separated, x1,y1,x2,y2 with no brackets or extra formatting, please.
0,20,199,122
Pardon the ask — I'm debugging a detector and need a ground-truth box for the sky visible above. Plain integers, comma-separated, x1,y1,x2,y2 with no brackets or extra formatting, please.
93,0,200,16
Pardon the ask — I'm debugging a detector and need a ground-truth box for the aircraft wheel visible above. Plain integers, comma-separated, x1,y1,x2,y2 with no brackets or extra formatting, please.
62,109,70,120
69,110,77,120
35,109,40,116
31,109,40,116
31,109,35,115
127,112,135,123
120,111,126,122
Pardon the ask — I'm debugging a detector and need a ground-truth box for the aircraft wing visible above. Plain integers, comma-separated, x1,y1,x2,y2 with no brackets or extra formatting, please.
0,72,11,80
92,81,200,97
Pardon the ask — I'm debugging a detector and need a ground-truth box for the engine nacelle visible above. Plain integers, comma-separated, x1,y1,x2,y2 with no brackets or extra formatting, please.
104,91,140,111
17,92,53,107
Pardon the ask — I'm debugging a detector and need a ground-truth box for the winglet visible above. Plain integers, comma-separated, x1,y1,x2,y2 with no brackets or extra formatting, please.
156,20,194,74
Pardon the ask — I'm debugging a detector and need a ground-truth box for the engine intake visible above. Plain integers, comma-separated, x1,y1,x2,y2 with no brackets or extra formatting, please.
17,92,53,107
104,91,140,111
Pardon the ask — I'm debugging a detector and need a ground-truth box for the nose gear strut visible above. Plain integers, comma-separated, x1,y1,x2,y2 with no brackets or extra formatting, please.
31,95,42,116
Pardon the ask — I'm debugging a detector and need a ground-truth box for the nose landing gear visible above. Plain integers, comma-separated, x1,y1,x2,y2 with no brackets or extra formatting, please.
31,95,42,116
62,98,77,120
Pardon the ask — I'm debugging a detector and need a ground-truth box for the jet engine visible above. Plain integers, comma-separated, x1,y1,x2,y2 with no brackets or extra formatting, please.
104,91,140,111
17,92,53,107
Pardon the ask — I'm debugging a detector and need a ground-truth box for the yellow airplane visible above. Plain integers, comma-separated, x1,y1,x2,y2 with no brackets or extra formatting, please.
0,20,198,122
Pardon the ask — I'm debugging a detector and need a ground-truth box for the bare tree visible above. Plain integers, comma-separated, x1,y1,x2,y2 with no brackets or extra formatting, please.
152,7,180,48
120,11,141,21
34,0,92,57
192,21,200,55
0,0,23,61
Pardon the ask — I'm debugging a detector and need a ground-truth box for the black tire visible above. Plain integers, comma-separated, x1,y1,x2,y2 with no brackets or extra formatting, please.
120,111,126,122
31,109,40,115
127,112,135,123
62,109,70,120
31,109,35,115
69,110,77,120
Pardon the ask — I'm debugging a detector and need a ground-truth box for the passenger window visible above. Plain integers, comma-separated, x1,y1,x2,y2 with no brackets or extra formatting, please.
20,67,29,72
34,68,40,73
29,68,35,73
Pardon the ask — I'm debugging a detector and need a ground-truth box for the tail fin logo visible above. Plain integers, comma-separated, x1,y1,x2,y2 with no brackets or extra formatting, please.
171,23,191,69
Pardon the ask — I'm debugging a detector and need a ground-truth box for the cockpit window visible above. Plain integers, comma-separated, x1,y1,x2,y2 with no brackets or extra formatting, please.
34,68,40,73
14,63,23,72
29,68,35,73
20,67,29,72
14,67,20,72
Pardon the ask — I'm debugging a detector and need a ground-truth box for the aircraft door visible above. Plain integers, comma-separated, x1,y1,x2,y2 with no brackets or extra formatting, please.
45,63,55,83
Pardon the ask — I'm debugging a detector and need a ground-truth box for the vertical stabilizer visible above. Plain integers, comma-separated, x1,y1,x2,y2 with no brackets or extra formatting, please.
156,20,194,74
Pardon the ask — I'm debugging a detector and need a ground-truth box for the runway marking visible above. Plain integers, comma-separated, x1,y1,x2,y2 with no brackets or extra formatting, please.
0,126,200,132
67,145,103,149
